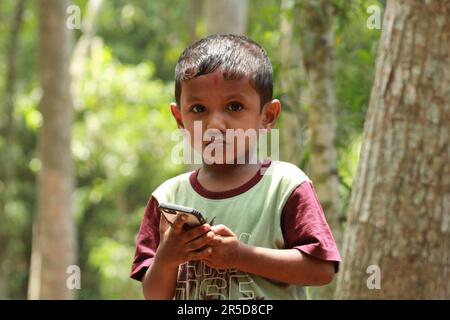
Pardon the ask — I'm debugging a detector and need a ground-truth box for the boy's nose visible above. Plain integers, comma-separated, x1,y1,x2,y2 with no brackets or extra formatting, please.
205,114,227,133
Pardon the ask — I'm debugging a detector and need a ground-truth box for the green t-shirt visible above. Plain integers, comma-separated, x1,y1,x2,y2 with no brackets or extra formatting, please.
152,160,311,300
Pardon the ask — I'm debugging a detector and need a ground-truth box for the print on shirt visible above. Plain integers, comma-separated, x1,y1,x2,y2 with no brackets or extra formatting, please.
174,233,264,300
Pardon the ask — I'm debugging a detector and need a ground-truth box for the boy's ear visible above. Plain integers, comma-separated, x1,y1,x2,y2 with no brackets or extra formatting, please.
261,99,281,130
170,102,184,129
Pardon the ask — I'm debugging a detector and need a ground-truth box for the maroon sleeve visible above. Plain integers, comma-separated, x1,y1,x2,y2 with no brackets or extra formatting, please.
130,196,161,281
281,182,342,272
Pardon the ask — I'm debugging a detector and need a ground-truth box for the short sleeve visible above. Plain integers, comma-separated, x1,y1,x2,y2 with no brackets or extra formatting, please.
130,196,161,281
281,182,342,272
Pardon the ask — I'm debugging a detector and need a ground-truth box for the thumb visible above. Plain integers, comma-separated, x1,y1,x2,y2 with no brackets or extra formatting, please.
159,213,170,235
171,213,187,234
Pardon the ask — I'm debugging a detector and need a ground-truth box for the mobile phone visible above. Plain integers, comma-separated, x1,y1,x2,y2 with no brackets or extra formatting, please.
158,202,206,229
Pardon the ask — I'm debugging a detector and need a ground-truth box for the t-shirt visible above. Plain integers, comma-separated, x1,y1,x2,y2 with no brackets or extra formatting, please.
130,160,341,299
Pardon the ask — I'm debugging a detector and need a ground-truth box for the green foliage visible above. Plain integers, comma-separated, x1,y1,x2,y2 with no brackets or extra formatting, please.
335,0,383,210
89,237,142,299
95,0,192,81
0,1,40,300
73,43,182,299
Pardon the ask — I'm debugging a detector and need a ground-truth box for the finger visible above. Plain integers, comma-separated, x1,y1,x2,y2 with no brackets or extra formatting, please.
211,224,235,236
159,213,170,235
208,235,223,246
188,246,212,261
182,224,211,243
185,231,215,252
171,214,187,234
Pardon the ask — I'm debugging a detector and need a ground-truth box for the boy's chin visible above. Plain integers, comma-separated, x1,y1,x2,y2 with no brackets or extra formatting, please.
202,153,257,165
202,155,232,165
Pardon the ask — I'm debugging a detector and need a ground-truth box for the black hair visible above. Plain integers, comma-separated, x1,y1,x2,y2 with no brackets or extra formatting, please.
174,34,273,109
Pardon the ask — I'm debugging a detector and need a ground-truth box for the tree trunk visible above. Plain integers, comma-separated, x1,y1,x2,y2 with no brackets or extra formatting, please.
0,0,26,300
298,0,342,245
204,0,248,35
28,0,76,300
279,0,307,166
335,0,450,299
188,0,203,44
71,0,103,110
296,0,341,300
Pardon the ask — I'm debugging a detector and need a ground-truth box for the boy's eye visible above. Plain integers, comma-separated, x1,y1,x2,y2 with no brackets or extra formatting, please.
227,102,243,112
191,104,206,113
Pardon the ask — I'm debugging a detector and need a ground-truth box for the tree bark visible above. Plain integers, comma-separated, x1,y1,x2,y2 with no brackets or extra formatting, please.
335,0,450,299
0,0,26,300
296,0,341,299
28,0,76,300
71,0,103,110
298,0,342,251
205,0,248,35
188,0,203,44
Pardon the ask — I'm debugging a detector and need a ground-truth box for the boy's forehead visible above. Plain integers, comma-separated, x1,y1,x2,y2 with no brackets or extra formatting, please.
212,73,220,85
181,70,250,89
181,71,254,97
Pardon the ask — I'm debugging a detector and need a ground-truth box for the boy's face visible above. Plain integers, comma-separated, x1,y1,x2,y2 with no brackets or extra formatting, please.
171,70,280,164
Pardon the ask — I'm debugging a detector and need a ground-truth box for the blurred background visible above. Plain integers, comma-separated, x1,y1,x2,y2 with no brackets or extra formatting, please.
0,0,447,300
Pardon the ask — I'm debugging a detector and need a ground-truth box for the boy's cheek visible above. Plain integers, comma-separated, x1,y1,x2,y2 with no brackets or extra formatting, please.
179,126,200,148
191,135,204,153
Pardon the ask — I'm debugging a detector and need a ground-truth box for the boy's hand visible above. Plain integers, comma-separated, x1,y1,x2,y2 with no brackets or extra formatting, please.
202,224,241,270
156,214,214,268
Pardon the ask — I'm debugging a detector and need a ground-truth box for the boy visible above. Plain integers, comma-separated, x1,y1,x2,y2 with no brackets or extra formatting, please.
130,34,341,300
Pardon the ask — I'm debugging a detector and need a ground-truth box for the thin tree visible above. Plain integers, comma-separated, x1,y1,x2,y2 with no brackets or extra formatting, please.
293,0,342,299
204,0,248,35
279,0,307,166
71,0,103,109
188,0,203,44
28,0,76,299
297,0,342,247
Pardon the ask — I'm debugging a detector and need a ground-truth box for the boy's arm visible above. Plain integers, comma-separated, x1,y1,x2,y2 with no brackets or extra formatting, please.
131,196,176,299
142,256,178,299
142,215,214,299
204,225,335,286
204,182,340,286
141,213,183,300
237,244,335,286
